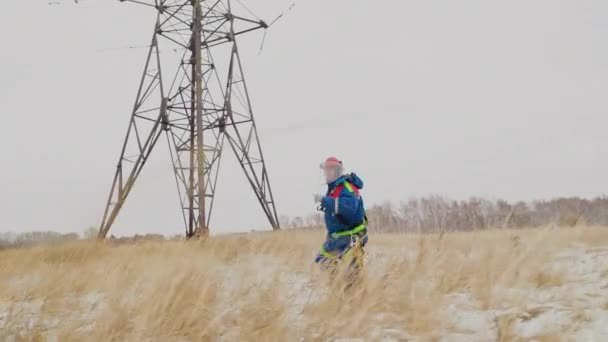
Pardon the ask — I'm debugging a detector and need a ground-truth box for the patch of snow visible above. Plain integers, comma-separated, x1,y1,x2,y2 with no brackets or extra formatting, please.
368,327,415,342
511,306,571,338
436,247,608,340
573,309,608,341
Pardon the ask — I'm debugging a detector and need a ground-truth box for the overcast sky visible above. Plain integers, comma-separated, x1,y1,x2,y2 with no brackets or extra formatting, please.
0,0,606,236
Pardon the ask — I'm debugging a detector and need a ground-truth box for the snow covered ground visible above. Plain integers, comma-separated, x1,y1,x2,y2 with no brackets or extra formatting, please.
436,246,608,341
1,228,607,341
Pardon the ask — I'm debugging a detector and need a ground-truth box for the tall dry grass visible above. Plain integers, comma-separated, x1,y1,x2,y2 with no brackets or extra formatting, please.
1,226,607,341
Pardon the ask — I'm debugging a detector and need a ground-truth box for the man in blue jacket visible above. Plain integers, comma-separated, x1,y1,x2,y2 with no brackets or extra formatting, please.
314,156,368,268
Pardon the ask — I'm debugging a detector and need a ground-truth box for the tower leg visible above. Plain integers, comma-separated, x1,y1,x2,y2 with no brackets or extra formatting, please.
98,17,166,238
220,9,280,229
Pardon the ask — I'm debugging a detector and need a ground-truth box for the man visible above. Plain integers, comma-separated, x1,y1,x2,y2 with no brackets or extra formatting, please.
314,156,368,269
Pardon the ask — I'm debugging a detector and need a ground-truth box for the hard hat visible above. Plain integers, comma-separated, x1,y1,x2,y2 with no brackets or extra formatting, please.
321,156,342,167
320,156,343,183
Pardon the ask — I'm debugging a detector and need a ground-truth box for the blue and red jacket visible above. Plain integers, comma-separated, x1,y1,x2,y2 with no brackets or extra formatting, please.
320,173,366,235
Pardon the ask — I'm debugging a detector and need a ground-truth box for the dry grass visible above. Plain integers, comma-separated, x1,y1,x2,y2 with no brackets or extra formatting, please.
1,226,607,341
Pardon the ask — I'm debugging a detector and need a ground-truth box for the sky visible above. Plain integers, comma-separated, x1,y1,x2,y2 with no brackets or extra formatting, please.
0,0,606,236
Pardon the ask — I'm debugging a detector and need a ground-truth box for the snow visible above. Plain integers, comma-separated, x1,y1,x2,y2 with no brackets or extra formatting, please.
2,245,608,340
436,246,608,340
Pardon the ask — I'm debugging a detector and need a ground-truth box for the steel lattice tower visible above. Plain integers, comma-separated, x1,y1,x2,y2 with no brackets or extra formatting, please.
98,0,280,238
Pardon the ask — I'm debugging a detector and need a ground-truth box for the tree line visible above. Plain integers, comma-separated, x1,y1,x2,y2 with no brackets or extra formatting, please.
281,196,608,232
0,228,182,250
0,231,80,250
2,196,606,249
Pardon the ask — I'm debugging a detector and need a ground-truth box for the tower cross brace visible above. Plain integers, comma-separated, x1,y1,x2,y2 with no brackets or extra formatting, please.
98,0,280,238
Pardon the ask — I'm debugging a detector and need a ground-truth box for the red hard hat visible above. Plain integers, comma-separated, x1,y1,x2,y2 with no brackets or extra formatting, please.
320,156,344,182
320,156,343,171
324,156,342,165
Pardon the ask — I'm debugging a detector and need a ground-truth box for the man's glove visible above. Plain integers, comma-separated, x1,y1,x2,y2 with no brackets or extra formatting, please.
313,193,324,204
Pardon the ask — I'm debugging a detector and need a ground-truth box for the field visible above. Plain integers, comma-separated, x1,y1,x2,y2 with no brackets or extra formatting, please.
1,226,608,341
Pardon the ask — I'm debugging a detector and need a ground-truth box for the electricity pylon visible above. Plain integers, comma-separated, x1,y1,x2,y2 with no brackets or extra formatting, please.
98,0,280,238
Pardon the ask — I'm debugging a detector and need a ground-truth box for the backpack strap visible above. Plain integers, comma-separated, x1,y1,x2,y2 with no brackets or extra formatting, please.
328,180,367,231
329,180,360,215
329,184,344,199
343,181,360,196
330,181,359,197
